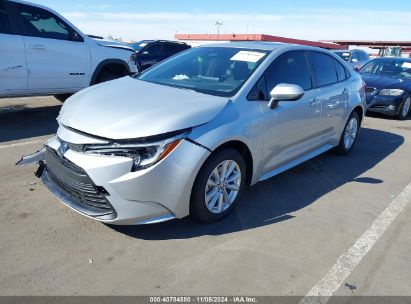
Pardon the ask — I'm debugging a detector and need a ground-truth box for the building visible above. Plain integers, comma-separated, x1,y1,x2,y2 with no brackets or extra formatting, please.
322,40,411,58
175,33,347,50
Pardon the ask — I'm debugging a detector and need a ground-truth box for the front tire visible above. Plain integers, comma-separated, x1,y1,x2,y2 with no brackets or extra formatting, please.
398,97,410,120
334,111,360,155
95,71,118,84
190,149,246,222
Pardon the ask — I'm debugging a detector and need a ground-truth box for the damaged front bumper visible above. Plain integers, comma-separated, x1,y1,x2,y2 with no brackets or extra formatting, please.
16,134,210,225
16,148,46,170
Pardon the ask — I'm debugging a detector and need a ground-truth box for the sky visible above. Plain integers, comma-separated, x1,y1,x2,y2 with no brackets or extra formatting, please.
30,0,411,46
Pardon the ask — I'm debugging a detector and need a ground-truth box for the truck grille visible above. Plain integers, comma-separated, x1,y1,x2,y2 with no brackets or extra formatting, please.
45,147,114,213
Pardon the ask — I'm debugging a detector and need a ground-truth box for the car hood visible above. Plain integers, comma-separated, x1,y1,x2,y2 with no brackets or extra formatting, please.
92,38,134,52
58,77,229,140
361,74,411,90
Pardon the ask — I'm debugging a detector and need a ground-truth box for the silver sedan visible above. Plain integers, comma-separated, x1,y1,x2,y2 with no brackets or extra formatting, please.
19,42,366,225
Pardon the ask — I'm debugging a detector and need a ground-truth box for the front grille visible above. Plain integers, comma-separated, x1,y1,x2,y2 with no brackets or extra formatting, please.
66,142,84,152
45,147,114,213
365,87,376,95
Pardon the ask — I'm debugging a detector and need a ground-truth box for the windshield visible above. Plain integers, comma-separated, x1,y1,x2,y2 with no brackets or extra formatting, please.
136,47,269,97
334,51,351,62
360,58,411,80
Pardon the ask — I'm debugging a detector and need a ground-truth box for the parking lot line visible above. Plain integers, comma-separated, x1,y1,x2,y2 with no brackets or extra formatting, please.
300,181,411,304
0,139,44,150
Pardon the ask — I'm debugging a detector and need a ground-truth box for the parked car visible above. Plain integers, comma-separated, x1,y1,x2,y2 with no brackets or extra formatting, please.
0,0,138,101
333,49,370,71
130,40,191,72
360,57,411,120
18,42,365,225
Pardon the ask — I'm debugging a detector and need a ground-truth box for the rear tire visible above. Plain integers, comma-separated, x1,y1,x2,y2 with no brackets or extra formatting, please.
334,111,360,155
54,94,72,102
190,149,246,222
398,97,410,120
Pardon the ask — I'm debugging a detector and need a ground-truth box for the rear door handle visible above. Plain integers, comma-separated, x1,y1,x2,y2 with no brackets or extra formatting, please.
30,44,46,50
310,98,320,107
342,88,349,96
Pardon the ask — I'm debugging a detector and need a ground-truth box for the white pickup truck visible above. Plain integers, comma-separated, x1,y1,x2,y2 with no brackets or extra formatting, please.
0,0,138,101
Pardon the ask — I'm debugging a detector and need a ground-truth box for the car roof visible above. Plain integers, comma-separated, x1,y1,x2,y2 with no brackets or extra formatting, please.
8,0,49,9
137,40,188,45
371,57,411,62
197,41,333,53
333,49,365,53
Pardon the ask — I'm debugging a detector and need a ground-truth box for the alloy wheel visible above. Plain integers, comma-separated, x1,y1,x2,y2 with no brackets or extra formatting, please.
204,160,241,214
403,98,411,117
344,117,358,150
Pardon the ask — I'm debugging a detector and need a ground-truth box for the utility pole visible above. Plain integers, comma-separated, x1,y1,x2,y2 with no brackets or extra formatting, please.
215,21,223,42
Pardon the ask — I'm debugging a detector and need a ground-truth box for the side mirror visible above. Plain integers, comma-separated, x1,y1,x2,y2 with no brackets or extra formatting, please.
353,67,360,72
268,83,305,109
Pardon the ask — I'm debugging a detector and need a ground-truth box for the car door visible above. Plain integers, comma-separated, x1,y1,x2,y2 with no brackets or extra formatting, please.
138,42,163,71
308,51,349,144
11,2,90,93
258,50,323,173
0,0,28,96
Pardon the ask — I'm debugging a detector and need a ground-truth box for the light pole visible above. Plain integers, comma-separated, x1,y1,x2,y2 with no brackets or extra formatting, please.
215,21,223,42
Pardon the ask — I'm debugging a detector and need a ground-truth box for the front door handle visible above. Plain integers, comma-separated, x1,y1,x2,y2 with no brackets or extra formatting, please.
30,44,46,50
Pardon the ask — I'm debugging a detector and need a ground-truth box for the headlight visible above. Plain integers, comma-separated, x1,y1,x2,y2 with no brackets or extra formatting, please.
83,132,189,171
378,89,404,96
129,53,137,65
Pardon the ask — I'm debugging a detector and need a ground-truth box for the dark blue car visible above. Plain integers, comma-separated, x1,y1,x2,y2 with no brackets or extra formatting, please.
130,40,191,72
360,57,411,120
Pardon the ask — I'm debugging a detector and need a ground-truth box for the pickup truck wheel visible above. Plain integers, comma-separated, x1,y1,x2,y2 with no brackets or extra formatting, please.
54,94,72,102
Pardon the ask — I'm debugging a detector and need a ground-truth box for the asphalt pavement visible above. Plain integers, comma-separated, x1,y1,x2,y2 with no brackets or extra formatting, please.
0,96,410,297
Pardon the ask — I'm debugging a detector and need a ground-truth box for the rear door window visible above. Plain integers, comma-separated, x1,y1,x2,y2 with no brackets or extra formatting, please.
144,43,163,57
164,43,181,56
0,0,11,34
309,52,338,87
266,50,313,91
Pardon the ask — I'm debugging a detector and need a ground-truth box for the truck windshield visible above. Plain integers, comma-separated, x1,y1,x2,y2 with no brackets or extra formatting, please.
136,47,269,97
